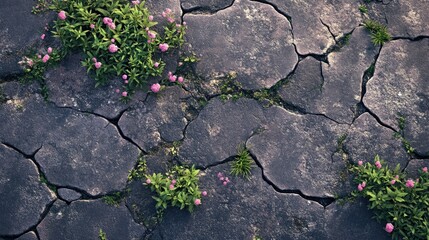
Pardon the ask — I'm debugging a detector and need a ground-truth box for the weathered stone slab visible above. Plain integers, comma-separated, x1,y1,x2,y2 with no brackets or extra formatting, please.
38,200,145,239
16,231,38,240
369,0,429,37
58,188,82,202
279,57,323,111
125,180,158,228
404,159,429,179
119,86,189,151
363,39,429,156
344,113,409,167
179,98,265,167
35,111,139,196
181,0,233,12
247,106,348,197
0,144,55,236
151,164,328,239
184,0,297,90
265,0,361,55
0,0,54,77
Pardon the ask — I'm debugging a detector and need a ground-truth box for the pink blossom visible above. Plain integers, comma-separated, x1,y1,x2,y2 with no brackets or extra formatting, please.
132,0,140,5
147,39,152,43
146,178,151,184
122,91,128,97
358,160,363,166
167,17,174,23
169,75,177,82
154,62,160,68
223,181,228,186
202,191,207,196
178,62,183,66
220,177,224,181
194,198,201,205
395,175,399,180
47,47,53,54
361,181,366,188
183,21,187,25
375,161,382,169
161,11,166,18
27,59,34,67
171,179,176,184
390,179,396,185
124,80,128,84
108,44,119,53
41,34,46,40
103,17,113,25
122,74,128,80
165,8,172,14
58,11,67,20
176,24,181,28
406,179,415,188
115,89,120,93
38,54,42,59
159,43,169,52
357,184,363,191
108,23,116,30
149,15,154,21
111,38,115,43
94,62,102,69
217,172,223,178
423,167,428,173
148,31,156,39
178,76,184,83
42,54,50,63
150,83,161,93
385,223,394,233
169,184,174,190
168,71,173,76
90,23,95,29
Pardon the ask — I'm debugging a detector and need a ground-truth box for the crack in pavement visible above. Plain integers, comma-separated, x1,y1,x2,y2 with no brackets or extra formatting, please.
181,0,236,15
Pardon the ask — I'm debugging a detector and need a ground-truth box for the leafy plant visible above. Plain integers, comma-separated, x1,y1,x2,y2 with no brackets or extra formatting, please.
358,5,368,14
127,154,147,182
102,191,127,206
231,145,254,179
49,0,186,96
145,165,202,212
393,114,415,155
350,155,429,239
363,20,391,45
99,229,107,240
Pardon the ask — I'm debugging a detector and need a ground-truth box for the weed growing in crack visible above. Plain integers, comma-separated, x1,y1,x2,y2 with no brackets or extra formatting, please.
145,165,202,212
103,190,128,206
167,141,180,157
99,229,107,240
220,71,244,101
128,155,147,182
358,5,368,14
349,155,429,239
39,173,57,192
393,114,415,155
230,145,254,179
363,20,391,45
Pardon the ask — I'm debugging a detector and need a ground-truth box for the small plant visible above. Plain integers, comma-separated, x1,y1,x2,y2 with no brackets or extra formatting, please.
145,165,202,212
219,72,244,101
167,141,180,156
230,145,254,179
127,154,147,182
358,5,368,14
350,155,429,239
99,229,107,240
363,20,391,45
102,191,127,206
32,0,51,14
393,114,415,155
40,173,57,192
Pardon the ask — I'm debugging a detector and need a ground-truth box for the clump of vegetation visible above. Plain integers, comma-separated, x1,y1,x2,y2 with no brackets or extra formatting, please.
32,0,51,14
230,145,254,179
99,229,107,240
219,71,245,101
145,165,202,212
363,20,392,45
350,155,429,239
393,114,415,155
358,5,368,14
127,154,147,182
102,191,127,206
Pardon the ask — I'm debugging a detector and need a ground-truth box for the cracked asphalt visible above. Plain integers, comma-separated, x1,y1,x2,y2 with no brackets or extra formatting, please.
1,0,428,239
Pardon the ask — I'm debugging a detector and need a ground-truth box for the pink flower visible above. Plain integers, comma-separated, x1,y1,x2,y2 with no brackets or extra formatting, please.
122,91,128,97
217,172,223,178
390,179,396,185
58,11,67,20
202,191,207,196
194,199,201,205
223,181,228,186
183,21,187,25
169,75,177,82
27,59,34,67
159,43,169,52
358,160,363,166
47,47,53,54
220,177,224,181
42,54,50,63
92,57,97,63
168,71,173,76
178,62,183,66
176,24,181,28
357,184,364,191
178,76,184,83
169,184,174,190
395,175,399,180
167,17,174,23
146,178,151,184
108,44,118,53
154,62,160,68
148,31,156,39
423,167,428,173
132,0,140,5
103,17,113,25
111,38,115,43
375,161,382,169
165,8,172,14
108,23,116,30
41,34,46,40
150,83,161,93
115,89,120,93
122,74,128,80
385,223,394,233
125,80,128,84
90,23,95,29
94,62,102,69
361,181,366,188
406,179,415,188
149,15,154,21
171,179,176,184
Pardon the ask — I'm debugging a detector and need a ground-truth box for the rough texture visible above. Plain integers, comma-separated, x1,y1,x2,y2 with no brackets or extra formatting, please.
247,106,348,197
404,159,429,179
0,144,55,236
179,98,265,167
35,111,139,196
364,39,429,156
184,0,297,90
57,188,82,202
37,200,145,240
181,0,233,12
344,113,409,167
119,86,189,151
15,232,38,240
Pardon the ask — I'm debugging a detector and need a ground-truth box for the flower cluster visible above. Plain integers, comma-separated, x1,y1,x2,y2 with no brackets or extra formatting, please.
217,172,231,186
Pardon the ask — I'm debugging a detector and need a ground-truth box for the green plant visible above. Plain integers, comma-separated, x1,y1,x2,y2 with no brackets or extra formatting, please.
393,114,415,155
49,0,186,96
167,141,180,156
145,165,202,212
102,191,127,206
127,154,147,182
219,72,244,101
39,173,57,192
99,229,107,240
32,0,51,14
358,5,368,14
363,20,391,45
230,145,254,179
350,155,429,239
